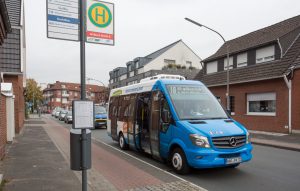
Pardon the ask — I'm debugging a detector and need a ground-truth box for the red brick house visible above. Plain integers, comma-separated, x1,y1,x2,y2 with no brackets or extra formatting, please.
43,81,108,111
195,15,300,133
0,0,26,135
0,0,25,158
0,0,11,159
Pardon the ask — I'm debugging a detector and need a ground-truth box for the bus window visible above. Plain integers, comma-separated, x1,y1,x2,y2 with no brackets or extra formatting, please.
161,99,171,133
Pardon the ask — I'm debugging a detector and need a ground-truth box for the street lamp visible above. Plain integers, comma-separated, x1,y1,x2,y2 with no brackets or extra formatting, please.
185,17,231,111
86,77,105,87
86,77,107,104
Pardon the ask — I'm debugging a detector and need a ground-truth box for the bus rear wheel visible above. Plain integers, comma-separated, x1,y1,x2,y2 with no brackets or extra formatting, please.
171,148,190,174
119,133,128,150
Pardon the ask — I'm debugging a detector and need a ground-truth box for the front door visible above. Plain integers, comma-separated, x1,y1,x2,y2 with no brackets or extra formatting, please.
159,98,173,158
149,91,162,159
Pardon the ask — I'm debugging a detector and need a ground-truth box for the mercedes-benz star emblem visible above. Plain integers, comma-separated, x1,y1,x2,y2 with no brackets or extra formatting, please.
229,137,237,147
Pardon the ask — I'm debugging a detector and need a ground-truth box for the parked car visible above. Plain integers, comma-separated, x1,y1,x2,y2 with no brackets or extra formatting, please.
58,110,68,121
94,105,107,128
51,110,57,117
55,110,61,118
64,111,73,124
52,107,61,117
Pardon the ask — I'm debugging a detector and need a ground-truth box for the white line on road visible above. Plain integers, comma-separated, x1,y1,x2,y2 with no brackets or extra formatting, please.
91,137,208,191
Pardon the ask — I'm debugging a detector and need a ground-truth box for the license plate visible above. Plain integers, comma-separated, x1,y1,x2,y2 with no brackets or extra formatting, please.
226,157,242,164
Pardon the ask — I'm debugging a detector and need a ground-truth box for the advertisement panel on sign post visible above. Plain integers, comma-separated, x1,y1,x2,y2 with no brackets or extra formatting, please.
86,0,114,45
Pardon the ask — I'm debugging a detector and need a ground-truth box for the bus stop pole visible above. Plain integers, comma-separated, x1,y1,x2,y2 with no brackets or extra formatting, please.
79,0,87,190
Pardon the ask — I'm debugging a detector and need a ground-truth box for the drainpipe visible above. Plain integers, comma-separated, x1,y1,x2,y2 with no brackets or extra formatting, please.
283,75,292,134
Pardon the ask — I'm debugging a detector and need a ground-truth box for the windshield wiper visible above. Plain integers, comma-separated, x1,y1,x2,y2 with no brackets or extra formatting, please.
183,117,228,120
205,117,228,120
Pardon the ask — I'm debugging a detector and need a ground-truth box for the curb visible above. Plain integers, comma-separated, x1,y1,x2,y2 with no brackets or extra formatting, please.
252,141,300,152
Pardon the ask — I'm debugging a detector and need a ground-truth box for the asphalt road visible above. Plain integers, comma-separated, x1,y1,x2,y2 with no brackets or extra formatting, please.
53,116,300,191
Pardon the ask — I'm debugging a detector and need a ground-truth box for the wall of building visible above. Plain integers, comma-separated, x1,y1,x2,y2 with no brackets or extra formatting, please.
292,69,300,131
0,94,7,159
208,78,289,133
143,41,202,72
4,75,24,134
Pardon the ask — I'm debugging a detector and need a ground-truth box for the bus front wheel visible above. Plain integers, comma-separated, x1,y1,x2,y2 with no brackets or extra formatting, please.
119,133,128,150
171,147,190,174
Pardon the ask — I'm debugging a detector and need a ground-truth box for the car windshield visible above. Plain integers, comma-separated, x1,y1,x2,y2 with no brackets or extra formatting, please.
166,84,228,120
61,110,67,114
95,106,106,114
67,111,72,116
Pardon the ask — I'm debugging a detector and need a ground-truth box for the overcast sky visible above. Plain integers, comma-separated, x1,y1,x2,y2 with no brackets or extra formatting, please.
24,0,300,86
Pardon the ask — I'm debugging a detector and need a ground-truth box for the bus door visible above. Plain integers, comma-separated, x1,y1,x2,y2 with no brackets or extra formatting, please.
109,96,119,141
149,91,162,159
159,97,173,158
125,94,136,148
137,93,151,154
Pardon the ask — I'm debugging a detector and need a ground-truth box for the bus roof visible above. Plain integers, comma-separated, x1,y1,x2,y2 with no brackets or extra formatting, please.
110,75,204,97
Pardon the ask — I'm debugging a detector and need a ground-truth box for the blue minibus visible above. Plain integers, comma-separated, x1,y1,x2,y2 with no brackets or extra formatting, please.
107,74,252,174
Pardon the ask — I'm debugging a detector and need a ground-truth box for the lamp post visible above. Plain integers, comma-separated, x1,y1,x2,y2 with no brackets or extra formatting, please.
185,18,230,111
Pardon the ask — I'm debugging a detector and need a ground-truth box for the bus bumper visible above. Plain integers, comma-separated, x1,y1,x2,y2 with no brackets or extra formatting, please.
186,143,253,168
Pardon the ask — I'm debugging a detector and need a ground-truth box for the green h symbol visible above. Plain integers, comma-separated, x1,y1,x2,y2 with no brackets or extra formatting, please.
95,7,105,23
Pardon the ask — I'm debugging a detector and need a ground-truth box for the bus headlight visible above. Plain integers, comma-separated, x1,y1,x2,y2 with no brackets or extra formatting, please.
189,134,210,148
246,131,251,143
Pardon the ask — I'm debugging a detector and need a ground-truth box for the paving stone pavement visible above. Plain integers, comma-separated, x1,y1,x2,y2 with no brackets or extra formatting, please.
125,180,207,191
0,123,81,191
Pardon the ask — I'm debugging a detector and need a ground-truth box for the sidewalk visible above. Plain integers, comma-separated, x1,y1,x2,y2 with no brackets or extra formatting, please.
0,117,81,191
250,130,300,152
0,115,206,191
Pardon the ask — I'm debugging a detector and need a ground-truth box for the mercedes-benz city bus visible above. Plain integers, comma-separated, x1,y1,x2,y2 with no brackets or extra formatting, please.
107,75,252,174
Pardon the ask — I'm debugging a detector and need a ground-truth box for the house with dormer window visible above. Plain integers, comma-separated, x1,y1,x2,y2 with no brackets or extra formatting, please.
195,15,300,133
109,40,202,89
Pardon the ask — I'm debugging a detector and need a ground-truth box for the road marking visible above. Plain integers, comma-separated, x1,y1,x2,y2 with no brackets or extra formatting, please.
91,137,207,191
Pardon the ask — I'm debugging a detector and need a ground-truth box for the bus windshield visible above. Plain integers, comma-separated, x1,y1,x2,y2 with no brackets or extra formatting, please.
166,85,228,120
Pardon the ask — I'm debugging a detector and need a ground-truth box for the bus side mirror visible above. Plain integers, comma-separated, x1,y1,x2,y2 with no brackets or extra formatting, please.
162,110,171,123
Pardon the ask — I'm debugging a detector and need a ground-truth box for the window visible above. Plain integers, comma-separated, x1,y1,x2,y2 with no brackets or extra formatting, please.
56,98,61,102
62,98,68,104
91,93,95,97
164,59,176,66
130,71,134,77
224,57,233,70
120,74,127,80
186,61,192,67
206,61,218,74
74,92,78,97
138,67,144,74
237,53,247,67
128,64,132,71
256,46,275,64
247,92,276,116
61,84,66,88
161,100,171,133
